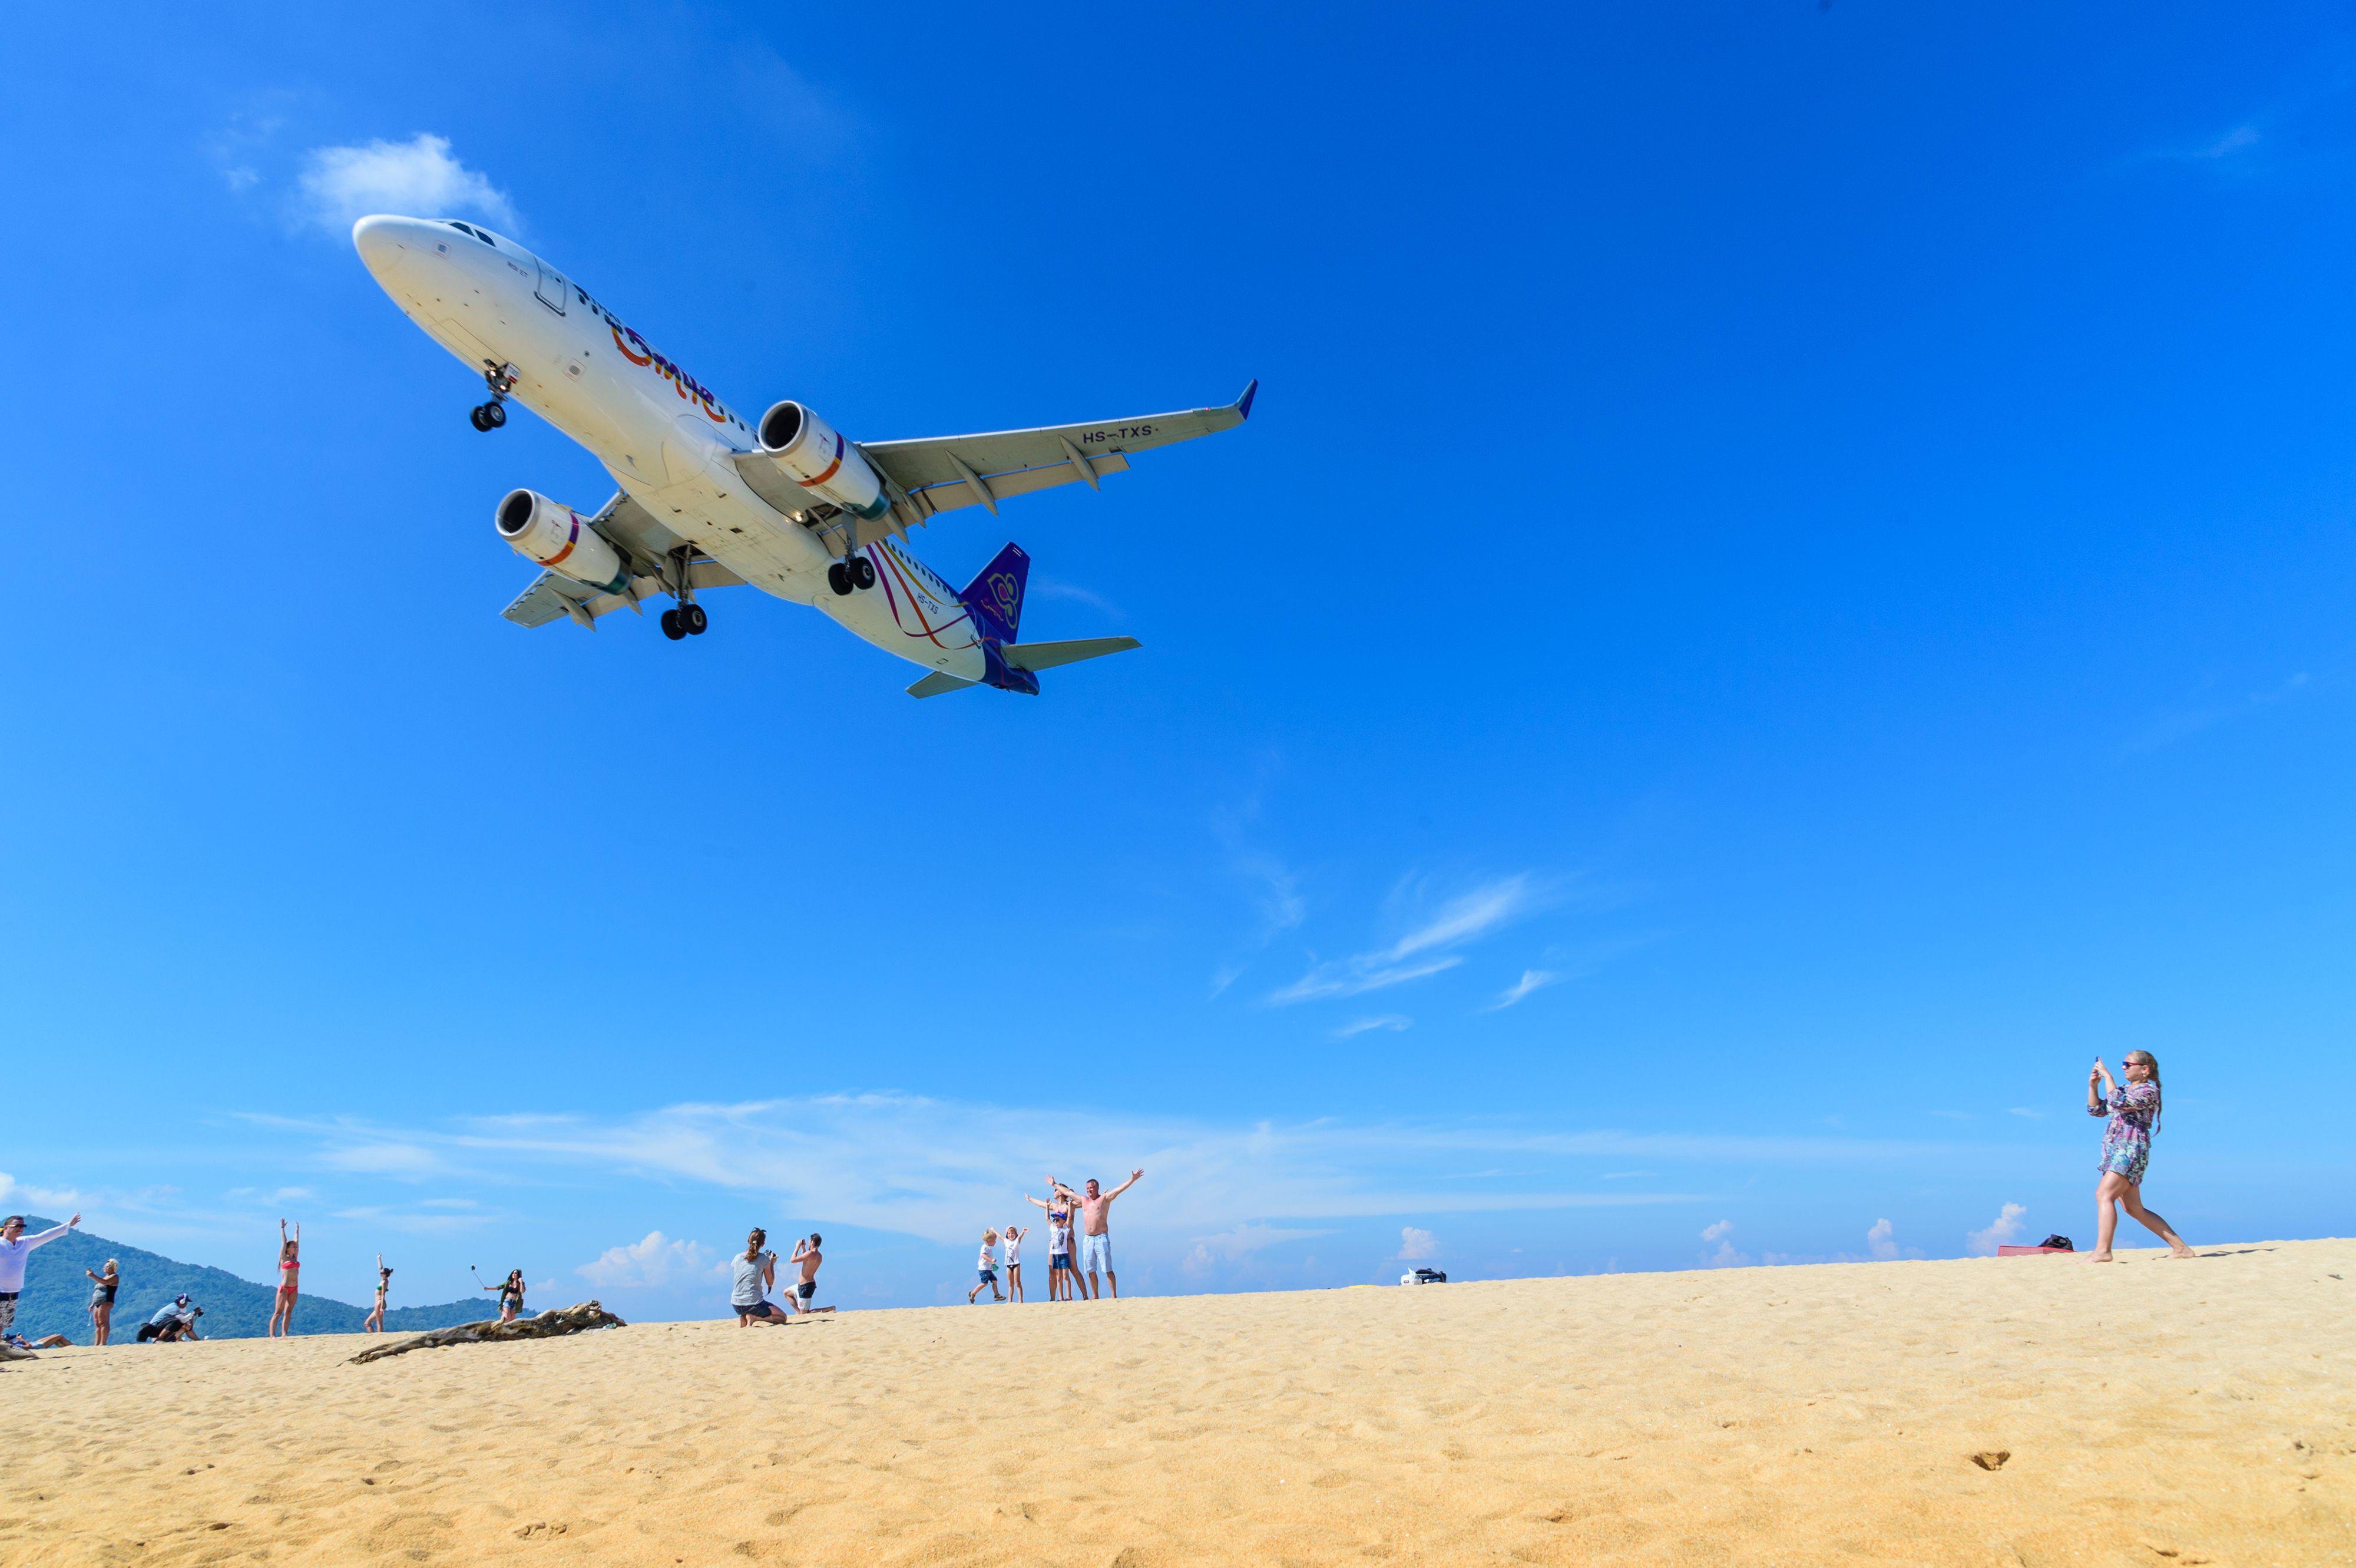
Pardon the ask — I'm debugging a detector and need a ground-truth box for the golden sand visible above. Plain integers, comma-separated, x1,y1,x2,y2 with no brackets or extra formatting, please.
6,1239,2351,1566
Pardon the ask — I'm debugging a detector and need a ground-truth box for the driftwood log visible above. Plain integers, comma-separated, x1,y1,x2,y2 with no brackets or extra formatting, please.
348,1300,627,1365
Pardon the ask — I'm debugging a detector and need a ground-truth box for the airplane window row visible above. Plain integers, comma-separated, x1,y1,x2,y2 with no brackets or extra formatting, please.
446,221,495,247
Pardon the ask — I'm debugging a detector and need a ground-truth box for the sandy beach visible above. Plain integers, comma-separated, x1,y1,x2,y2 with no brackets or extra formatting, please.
6,1239,2350,1566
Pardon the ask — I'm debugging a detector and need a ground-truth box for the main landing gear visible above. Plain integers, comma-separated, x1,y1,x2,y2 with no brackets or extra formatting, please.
827,553,876,596
468,360,519,432
660,545,708,640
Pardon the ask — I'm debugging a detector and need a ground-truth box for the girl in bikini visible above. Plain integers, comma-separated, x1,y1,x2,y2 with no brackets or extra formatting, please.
365,1254,392,1332
268,1219,300,1337
84,1258,120,1345
482,1268,527,1323
2087,1051,2195,1261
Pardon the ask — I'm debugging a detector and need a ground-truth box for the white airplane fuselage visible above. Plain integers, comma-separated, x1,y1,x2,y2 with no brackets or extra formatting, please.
352,213,992,682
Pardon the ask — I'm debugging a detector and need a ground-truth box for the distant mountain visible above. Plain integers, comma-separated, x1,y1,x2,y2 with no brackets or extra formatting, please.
8,1217,524,1342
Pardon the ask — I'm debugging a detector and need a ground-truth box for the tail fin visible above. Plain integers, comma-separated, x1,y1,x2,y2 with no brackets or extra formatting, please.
961,543,1030,643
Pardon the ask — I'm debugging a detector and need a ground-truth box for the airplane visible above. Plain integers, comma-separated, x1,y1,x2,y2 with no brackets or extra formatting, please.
349,214,1254,697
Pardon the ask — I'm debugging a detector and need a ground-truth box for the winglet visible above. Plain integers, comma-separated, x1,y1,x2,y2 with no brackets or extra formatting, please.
1235,378,1259,421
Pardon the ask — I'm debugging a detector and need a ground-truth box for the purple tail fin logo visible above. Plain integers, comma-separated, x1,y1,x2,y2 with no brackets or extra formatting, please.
961,542,1029,643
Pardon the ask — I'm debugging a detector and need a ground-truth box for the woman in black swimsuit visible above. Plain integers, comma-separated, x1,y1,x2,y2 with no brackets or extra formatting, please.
482,1268,526,1323
84,1258,120,1345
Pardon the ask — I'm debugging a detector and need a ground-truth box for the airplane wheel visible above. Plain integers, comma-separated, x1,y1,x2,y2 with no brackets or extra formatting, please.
852,555,876,590
468,406,490,431
483,401,508,429
827,561,852,596
660,608,685,640
681,603,709,636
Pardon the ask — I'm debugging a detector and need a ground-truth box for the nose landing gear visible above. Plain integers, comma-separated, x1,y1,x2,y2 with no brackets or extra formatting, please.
469,360,519,432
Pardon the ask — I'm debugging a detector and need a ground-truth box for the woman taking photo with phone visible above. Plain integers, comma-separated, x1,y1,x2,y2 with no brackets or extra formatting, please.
2087,1051,2195,1262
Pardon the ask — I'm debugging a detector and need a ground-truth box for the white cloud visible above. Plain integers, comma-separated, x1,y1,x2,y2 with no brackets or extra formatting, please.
1866,1218,1898,1261
1966,1202,2028,1256
1182,1223,1333,1275
273,1187,313,1202
1699,1219,1751,1268
1027,574,1123,618
1397,1226,1437,1260
577,1230,714,1288
319,1141,446,1178
1700,1219,1733,1243
1488,969,1558,1010
2005,1107,2045,1120
1270,875,1540,1005
0,1172,81,1214
1332,1014,1411,1040
296,134,515,234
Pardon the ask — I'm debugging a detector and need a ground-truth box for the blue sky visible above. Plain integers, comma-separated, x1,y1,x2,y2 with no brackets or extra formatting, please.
3,2,2351,1319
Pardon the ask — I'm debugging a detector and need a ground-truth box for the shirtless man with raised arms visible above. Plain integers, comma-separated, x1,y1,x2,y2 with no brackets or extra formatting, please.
1048,1170,1143,1299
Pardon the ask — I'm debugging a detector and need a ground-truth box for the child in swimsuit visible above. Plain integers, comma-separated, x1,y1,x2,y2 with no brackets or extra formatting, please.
269,1219,300,1338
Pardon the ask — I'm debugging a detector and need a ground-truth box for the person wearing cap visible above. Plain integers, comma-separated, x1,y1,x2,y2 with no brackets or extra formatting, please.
0,1212,80,1343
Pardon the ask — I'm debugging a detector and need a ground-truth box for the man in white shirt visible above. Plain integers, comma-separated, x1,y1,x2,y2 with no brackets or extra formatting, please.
0,1212,80,1342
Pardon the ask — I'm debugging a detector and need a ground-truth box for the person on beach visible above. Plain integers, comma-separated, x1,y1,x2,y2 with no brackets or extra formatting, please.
787,1234,835,1315
732,1228,792,1325
1,1212,81,1345
2087,1052,2195,1262
484,1269,527,1323
1051,1170,1143,1299
138,1296,201,1342
268,1219,300,1337
365,1255,391,1332
1001,1222,1030,1303
969,1229,1005,1304
1028,1184,1085,1300
85,1258,120,1345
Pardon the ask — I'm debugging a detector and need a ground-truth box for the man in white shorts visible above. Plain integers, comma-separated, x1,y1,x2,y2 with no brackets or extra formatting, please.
1063,1170,1141,1300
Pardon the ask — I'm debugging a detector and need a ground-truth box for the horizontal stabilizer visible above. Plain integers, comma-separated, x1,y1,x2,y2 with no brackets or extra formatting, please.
1000,636,1142,672
906,671,981,699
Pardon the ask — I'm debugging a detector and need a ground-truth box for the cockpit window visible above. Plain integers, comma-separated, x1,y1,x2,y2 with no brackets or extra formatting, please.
447,222,495,246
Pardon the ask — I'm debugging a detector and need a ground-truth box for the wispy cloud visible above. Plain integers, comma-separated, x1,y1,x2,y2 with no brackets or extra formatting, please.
1331,1014,1411,1040
1270,874,1540,1005
2005,1107,2046,1121
2132,671,2315,752
1965,1202,2027,1256
1487,969,1557,1011
1028,574,1124,619
296,133,515,234
1182,1223,1333,1275
1698,1218,1749,1268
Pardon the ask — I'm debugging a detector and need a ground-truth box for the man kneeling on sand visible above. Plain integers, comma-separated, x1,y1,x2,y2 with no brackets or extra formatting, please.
787,1234,835,1315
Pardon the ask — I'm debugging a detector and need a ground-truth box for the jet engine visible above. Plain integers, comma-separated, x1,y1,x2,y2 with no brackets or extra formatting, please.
494,489,631,594
756,401,891,521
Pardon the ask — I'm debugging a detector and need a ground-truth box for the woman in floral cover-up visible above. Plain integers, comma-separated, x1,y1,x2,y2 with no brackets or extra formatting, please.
2086,1051,2193,1261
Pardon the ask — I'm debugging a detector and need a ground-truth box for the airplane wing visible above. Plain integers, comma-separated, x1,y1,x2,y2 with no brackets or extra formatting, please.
864,380,1256,520
501,488,745,629
730,381,1256,552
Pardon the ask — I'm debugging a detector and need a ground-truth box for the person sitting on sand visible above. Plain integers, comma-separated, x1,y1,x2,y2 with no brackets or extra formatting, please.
268,1219,300,1338
733,1228,793,1326
484,1269,527,1324
787,1235,835,1315
0,1211,80,1345
968,1229,1005,1304
2087,1053,2194,1261
365,1254,392,1332
1051,1170,1143,1300
85,1258,120,1345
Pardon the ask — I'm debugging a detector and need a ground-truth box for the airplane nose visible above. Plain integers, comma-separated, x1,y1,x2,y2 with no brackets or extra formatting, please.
352,214,436,288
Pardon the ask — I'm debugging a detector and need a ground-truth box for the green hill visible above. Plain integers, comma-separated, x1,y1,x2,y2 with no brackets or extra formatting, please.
9,1217,522,1342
